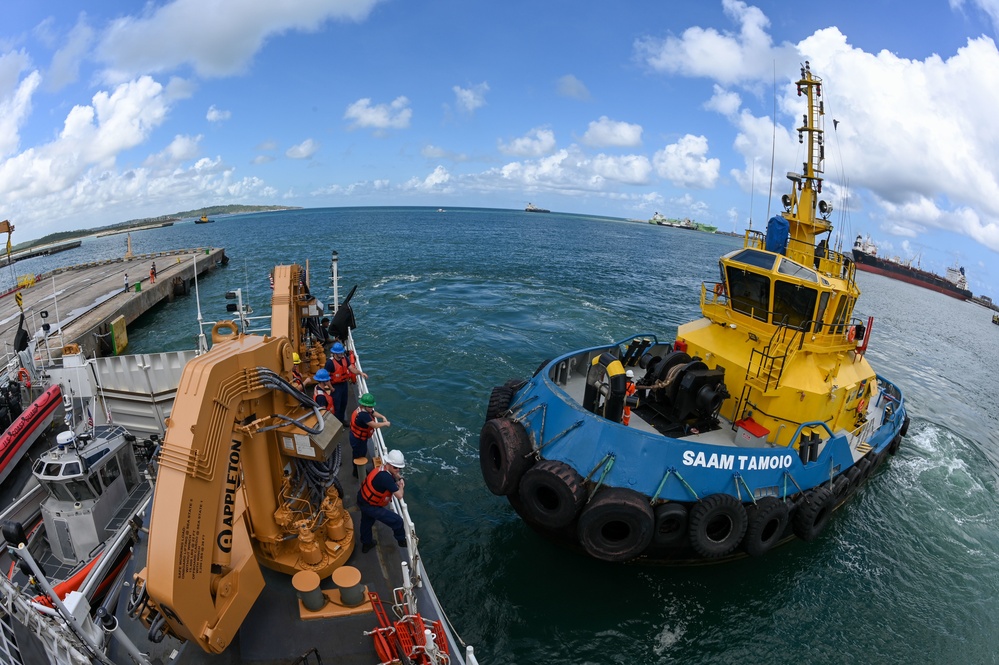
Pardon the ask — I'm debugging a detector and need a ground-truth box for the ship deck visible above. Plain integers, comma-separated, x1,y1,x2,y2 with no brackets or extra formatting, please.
107,386,462,665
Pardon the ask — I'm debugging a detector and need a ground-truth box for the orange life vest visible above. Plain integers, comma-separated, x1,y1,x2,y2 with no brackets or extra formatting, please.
329,352,355,384
360,467,392,507
313,384,331,411
350,407,374,441
623,381,637,426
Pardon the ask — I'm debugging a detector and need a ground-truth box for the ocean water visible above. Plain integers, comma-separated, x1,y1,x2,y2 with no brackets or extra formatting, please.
12,207,999,664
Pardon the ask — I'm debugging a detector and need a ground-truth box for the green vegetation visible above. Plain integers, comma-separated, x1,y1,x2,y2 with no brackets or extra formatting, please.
13,204,298,250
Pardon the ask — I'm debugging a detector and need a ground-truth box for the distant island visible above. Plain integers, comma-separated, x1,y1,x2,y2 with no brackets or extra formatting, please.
13,204,298,251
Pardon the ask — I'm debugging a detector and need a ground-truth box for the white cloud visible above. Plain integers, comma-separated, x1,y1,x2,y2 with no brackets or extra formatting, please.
653,134,720,188
403,165,452,192
96,0,385,80
286,138,319,159
581,116,642,148
206,104,231,122
453,82,489,113
556,74,590,101
634,0,796,84
0,76,169,210
344,96,412,131
422,144,468,162
0,60,39,158
498,128,556,157
705,84,741,116
46,17,94,91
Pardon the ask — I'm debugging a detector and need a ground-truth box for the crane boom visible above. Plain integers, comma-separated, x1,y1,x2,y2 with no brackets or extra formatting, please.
133,264,352,654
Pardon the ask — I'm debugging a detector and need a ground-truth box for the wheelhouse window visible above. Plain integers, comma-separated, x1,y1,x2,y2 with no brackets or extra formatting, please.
730,249,776,271
772,281,819,329
726,266,770,322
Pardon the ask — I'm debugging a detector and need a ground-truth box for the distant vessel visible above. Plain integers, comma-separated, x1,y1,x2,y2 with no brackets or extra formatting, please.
525,203,550,213
852,235,971,300
195,215,214,224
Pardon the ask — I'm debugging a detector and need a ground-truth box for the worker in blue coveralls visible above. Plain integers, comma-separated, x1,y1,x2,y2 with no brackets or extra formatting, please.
324,341,366,424
357,449,407,553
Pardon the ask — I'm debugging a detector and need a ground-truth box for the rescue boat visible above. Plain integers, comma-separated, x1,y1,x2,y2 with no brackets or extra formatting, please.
0,384,61,485
480,62,911,563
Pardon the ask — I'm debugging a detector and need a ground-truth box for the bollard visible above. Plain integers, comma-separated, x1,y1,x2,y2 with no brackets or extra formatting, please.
353,457,368,481
292,570,325,612
331,566,364,607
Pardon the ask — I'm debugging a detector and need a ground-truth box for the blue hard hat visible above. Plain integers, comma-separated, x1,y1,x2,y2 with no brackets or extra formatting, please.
331,342,345,354
314,368,331,382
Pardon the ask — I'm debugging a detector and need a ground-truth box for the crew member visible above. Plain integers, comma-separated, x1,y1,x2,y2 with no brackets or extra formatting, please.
325,342,367,424
149,262,156,283
290,352,305,391
357,449,407,553
312,369,333,412
349,392,390,476
623,369,637,426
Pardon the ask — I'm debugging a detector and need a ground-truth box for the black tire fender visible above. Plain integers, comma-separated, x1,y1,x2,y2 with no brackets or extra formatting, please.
889,433,902,455
576,487,655,562
486,385,514,421
479,418,534,496
651,502,688,550
900,414,910,437
517,459,587,529
687,494,748,558
791,486,835,542
743,497,789,557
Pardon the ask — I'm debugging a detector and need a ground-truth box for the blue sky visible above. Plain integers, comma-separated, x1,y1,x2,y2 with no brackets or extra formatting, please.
3,0,999,298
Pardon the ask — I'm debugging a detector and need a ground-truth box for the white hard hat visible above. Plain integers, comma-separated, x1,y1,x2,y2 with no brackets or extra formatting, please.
385,449,406,468
625,370,634,378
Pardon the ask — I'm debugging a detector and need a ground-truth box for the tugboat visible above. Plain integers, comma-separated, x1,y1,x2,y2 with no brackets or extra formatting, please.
195,215,214,224
481,62,911,563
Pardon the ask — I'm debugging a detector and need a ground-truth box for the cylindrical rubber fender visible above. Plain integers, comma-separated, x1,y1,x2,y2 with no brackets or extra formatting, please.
687,494,748,558
485,385,514,421
517,459,587,529
889,433,902,455
855,457,872,480
576,487,655,562
743,497,789,557
900,414,910,437
651,502,689,550
479,418,534,496
791,486,835,542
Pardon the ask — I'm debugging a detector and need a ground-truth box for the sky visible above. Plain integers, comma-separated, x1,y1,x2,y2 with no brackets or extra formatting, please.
2,0,999,298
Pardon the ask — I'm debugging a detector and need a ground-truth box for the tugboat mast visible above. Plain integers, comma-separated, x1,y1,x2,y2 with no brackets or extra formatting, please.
782,60,831,257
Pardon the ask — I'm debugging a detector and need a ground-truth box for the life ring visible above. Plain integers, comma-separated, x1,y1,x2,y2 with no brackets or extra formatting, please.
16,368,31,388
576,487,654,562
713,282,726,297
582,352,627,423
687,494,747,558
485,384,514,421
210,320,239,343
517,459,586,529
650,502,689,550
791,486,835,542
847,326,856,342
479,418,534,496
742,497,789,557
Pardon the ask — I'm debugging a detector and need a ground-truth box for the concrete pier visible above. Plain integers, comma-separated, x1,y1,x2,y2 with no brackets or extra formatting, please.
0,247,227,359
